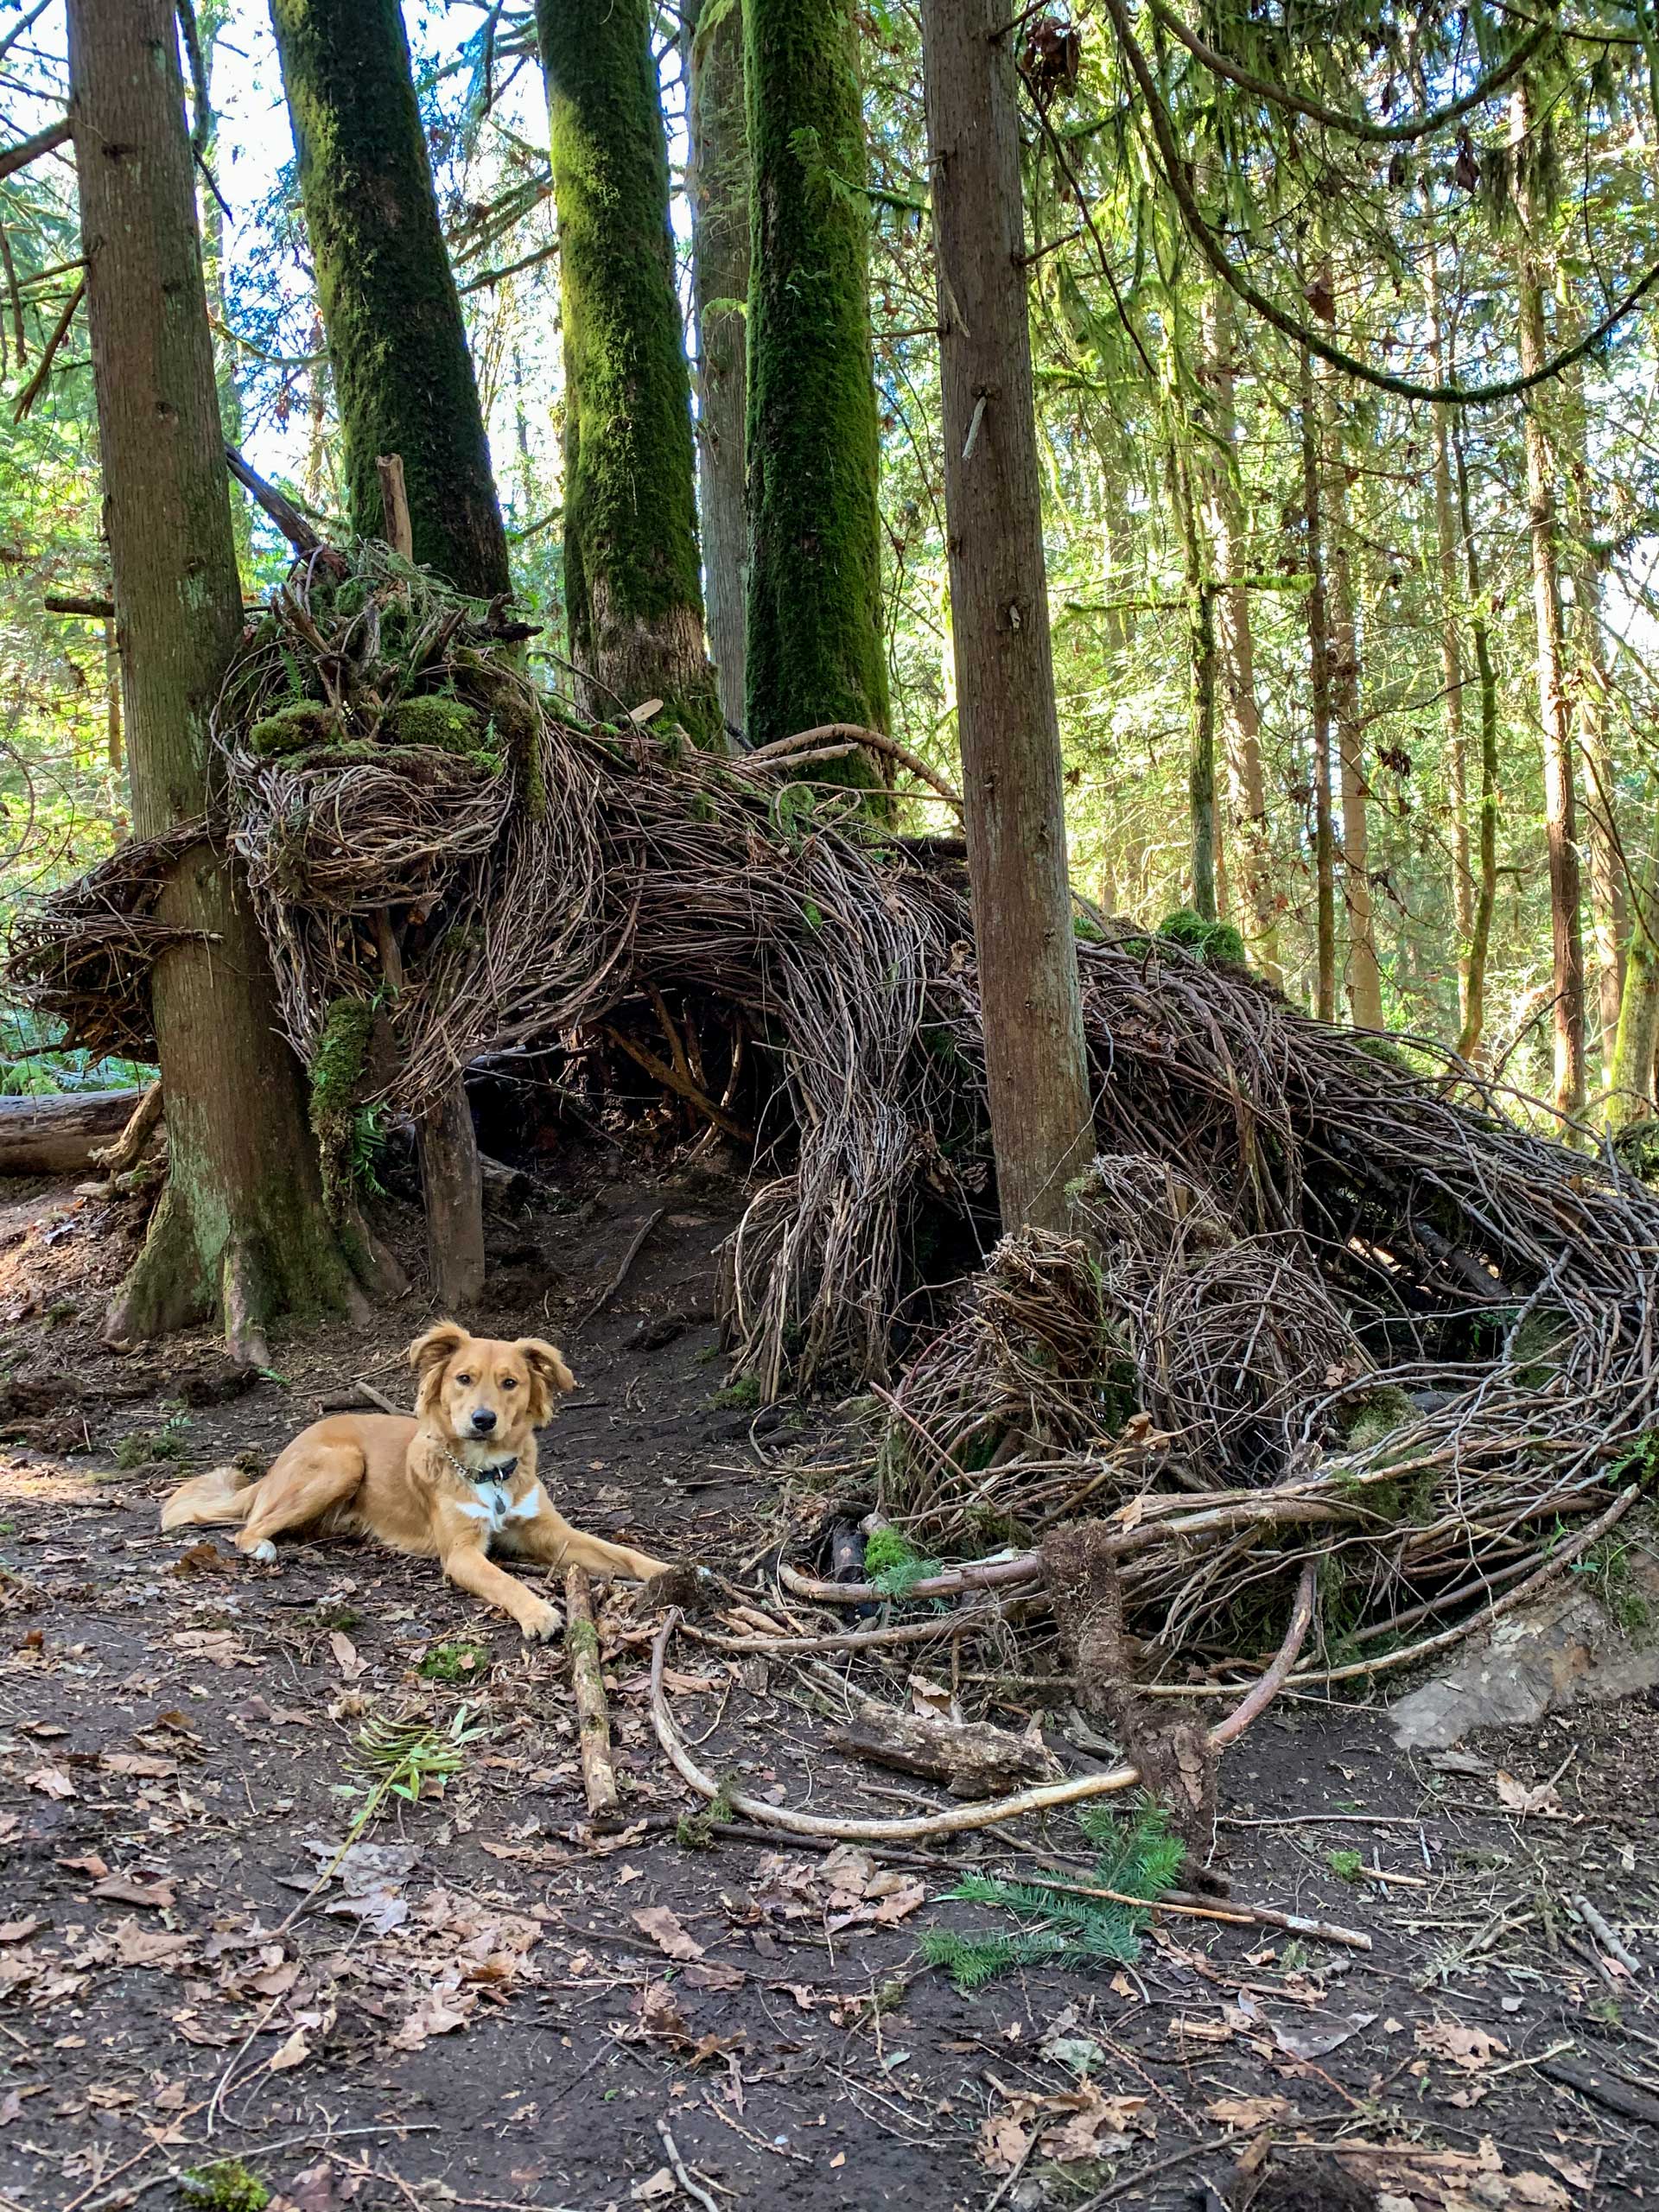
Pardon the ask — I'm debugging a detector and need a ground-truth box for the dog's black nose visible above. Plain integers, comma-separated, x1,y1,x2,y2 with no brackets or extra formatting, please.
471,1408,497,1433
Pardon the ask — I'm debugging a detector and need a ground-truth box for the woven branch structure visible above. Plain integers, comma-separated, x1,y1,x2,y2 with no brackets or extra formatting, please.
10,550,1659,1669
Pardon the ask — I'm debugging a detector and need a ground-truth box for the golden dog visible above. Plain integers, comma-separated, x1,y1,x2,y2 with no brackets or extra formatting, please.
160,1322,667,1640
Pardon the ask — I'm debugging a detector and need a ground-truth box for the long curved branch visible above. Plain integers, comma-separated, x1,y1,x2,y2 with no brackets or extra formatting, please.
647,1562,1317,1843
1098,0,1659,407
1143,0,1553,144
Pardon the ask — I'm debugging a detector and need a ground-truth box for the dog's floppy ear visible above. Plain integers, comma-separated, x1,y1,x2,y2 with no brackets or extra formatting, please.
516,1338,575,1424
408,1321,468,1414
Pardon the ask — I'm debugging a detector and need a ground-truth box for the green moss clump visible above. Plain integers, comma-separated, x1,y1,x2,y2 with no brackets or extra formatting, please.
418,1637,488,1682
381,696,487,753
248,699,343,755
1342,1382,1415,1455
1157,907,1249,968
709,1374,761,1410
181,2161,270,2212
1326,1848,1363,1883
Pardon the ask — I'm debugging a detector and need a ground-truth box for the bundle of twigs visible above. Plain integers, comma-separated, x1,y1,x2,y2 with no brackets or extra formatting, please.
6,821,213,1059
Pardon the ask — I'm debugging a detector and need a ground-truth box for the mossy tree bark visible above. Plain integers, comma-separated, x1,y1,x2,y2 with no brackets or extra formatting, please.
67,0,378,1367
268,0,510,599
685,0,750,741
270,0,506,1305
1323,412,1383,1031
745,0,890,787
536,0,719,742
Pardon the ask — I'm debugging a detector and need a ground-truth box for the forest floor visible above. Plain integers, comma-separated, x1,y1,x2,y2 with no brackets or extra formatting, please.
0,1143,1655,2212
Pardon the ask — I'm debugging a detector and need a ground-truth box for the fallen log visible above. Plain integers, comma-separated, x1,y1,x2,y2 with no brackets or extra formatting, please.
833,1701,1062,1799
567,1565,620,1824
0,1088,148,1175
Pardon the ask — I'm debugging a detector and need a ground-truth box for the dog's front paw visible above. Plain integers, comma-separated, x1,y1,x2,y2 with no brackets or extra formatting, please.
520,1598,564,1643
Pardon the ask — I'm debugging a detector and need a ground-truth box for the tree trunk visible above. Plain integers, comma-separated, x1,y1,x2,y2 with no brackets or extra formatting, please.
685,0,749,744
1299,345,1337,1025
1510,85,1586,1122
1168,441,1217,922
103,613,122,774
745,0,890,786
1560,340,1624,1060
1198,283,1279,982
1316,338,1382,1031
1607,821,1659,1128
270,0,501,1306
919,0,1096,1235
67,0,375,1366
268,0,511,598
536,0,720,742
196,0,251,577
1453,434,1500,1065
1425,254,1473,1034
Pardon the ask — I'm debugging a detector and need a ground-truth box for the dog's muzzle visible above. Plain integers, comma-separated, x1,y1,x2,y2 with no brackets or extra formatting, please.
470,1409,498,1434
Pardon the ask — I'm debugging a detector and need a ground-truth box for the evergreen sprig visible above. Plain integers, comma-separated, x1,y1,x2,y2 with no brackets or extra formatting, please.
920,1802,1182,1994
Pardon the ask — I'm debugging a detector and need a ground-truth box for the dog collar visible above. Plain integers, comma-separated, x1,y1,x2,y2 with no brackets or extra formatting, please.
440,1446,518,1485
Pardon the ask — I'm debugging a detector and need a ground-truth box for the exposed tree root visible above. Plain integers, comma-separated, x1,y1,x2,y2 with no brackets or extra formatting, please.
647,1562,1316,1845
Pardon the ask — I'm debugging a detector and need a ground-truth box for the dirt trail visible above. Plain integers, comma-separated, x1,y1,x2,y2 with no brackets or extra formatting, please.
0,1159,1654,2211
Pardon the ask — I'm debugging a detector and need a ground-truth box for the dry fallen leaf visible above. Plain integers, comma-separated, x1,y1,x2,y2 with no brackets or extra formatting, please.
24,1766,74,1800
630,1904,704,1961
328,1630,365,1681
629,2171,674,2204
1414,2020,1506,2072
1494,1770,1565,1818
976,2111,1033,2177
0,1919,44,1946
90,1873,175,1909
267,2026,311,2071
1205,2094,1295,2127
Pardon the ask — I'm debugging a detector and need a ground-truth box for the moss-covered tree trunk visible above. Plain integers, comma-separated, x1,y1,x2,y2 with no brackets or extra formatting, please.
270,0,509,1306
1453,433,1500,1067
536,0,719,741
685,0,750,741
67,0,379,1367
1299,341,1337,1025
268,0,510,598
745,0,889,785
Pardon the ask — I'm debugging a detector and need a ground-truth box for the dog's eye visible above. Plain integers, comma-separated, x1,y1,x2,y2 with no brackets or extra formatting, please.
500,1376,518,1390
455,1373,474,1387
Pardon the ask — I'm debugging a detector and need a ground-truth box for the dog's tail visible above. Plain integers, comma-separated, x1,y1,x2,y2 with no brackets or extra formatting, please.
160,1462,260,1533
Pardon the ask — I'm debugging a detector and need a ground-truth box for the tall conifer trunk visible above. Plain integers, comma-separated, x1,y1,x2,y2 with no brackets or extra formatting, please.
1324,421,1382,1029
270,0,508,1305
918,0,1094,1233
1425,252,1474,1033
269,0,510,598
685,0,750,741
745,0,889,782
1453,433,1501,1065
1299,344,1337,1024
1510,84,1586,1120
1561,342,1624,1058
1199,284,1279,982
67,0,374,1365
537,0,719,739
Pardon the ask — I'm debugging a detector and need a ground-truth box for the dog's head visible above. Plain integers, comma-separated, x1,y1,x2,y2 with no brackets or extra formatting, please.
408,1322,575,1445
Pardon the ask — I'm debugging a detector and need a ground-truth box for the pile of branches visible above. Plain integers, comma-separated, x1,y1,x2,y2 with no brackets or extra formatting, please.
10,549,1659,1680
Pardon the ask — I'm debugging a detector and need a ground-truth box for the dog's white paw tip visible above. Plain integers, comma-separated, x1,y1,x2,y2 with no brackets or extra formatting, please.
523,1608,564,1643
248,1540,277,1564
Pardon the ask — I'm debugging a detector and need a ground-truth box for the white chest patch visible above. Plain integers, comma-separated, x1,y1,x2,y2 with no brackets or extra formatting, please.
454,1479,545,1539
